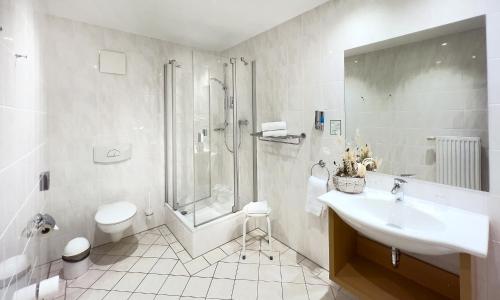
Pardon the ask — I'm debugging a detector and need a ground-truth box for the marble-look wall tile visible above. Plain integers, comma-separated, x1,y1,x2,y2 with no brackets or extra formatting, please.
42,15,204,262
0,0,49,298
487,13,500,59
223,0,500,298
490,105,500,150
488,59,500,105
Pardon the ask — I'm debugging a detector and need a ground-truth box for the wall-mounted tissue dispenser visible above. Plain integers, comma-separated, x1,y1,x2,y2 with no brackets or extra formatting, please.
93,144,132,164
23,213,59,238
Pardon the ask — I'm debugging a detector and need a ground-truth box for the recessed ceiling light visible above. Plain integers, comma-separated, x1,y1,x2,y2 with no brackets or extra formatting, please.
354,60,358,63
436,60,442,64
472,55,477,59
441,42,448,46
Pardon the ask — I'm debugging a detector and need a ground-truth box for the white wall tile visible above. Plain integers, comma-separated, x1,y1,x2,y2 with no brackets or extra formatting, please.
487,13,500,59
488,196,500,243
223,0,500,297
0,0,48,298
489,150,500,195
488,59,500,105
490,105,500,150
486,0,500,14
42,15,202,259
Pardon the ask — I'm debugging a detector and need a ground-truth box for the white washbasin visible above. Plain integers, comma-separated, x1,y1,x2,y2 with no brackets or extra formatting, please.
318,187,489,257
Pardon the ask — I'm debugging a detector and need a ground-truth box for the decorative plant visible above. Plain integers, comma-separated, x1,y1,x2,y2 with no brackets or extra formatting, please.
334,144,380,178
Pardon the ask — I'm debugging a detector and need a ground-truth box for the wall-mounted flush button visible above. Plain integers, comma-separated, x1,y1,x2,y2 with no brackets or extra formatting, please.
93,144,132,164
40,171,50,191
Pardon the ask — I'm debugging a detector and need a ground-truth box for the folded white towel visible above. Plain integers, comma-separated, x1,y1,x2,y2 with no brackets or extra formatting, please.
244,201,270,214
262,121,287,131
305,176,327,216
262,129,288,137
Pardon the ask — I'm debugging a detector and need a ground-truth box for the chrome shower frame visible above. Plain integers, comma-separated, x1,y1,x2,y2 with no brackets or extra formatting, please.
165,60,180,210
230,57,239,213
164,56,257,225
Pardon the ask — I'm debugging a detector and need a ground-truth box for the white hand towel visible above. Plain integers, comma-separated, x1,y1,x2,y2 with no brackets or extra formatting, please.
305,176,327,216
262,129,288,137
262,121,287,131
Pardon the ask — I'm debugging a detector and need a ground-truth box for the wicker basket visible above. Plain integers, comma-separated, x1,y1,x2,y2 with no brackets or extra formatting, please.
332,176,366,194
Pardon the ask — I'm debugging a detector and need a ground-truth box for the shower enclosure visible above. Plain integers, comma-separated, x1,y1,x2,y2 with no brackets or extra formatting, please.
164,51,256,227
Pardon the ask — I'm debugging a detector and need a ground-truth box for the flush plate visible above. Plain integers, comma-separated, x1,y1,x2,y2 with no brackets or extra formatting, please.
93,144,132,164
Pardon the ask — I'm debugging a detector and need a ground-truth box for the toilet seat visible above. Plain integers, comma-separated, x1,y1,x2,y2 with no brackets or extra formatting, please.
95,201,137,225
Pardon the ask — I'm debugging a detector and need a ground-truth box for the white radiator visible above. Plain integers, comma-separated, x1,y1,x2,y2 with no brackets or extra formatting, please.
436,136,481,190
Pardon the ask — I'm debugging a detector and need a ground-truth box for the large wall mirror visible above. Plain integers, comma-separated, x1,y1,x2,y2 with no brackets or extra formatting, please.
344,16,489,192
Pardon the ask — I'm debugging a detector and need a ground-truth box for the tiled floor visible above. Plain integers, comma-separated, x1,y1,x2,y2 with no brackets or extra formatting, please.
41,226,357,300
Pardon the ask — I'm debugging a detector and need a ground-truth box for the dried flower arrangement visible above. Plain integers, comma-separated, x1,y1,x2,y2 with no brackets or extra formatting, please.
334,148,367,178
332,145,380,193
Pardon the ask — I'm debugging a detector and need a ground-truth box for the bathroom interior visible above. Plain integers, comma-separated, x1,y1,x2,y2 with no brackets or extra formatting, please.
1,0,500,299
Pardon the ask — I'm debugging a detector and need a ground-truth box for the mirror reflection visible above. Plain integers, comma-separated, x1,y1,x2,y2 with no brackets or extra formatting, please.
345,19,489,191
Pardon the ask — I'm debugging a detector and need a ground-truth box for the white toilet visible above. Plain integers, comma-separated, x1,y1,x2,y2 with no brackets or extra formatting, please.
95,201,137,242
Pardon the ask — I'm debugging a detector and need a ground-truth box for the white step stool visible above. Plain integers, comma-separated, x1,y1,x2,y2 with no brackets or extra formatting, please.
241,201,273,260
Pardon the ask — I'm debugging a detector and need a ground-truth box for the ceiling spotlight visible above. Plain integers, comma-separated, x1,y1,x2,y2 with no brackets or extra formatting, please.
472,55,477,59
354,60,358,63
436,60,442,64
441,42,448,46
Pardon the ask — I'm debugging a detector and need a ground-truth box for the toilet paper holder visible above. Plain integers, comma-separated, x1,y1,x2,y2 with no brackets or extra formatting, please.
24,213,59,238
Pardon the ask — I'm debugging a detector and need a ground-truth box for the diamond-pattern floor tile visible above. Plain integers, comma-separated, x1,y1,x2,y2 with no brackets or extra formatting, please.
54,226,354,300
158,275,189,295
207,278,234,299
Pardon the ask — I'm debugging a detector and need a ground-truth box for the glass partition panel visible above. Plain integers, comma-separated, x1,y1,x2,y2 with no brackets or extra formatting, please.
193,52,235,226
165,51,255,227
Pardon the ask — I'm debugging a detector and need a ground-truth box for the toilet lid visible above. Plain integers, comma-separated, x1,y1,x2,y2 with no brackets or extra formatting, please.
95,201,137,225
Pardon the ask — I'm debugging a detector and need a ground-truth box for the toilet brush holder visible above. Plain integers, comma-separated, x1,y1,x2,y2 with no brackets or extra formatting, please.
145,191,154,216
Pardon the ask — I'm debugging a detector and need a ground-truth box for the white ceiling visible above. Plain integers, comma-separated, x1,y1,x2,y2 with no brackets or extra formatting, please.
41,0,329,51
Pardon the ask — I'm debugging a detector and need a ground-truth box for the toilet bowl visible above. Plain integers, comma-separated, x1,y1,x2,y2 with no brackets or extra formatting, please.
95,201,137,242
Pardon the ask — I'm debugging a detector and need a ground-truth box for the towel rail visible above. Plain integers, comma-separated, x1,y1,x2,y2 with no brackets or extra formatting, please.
250,132,306,145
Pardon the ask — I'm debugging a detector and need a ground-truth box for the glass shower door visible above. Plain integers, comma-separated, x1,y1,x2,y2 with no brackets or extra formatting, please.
193,52,235,226
165,58,195,214
165,51,255,227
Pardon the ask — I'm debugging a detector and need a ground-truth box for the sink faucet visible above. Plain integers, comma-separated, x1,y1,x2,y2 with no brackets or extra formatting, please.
391,178,408,202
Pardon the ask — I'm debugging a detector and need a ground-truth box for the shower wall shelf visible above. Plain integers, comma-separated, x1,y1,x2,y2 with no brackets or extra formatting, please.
251,132,306,145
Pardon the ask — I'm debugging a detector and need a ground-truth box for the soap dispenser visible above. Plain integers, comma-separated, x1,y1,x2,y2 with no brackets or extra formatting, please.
315,111,325,130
